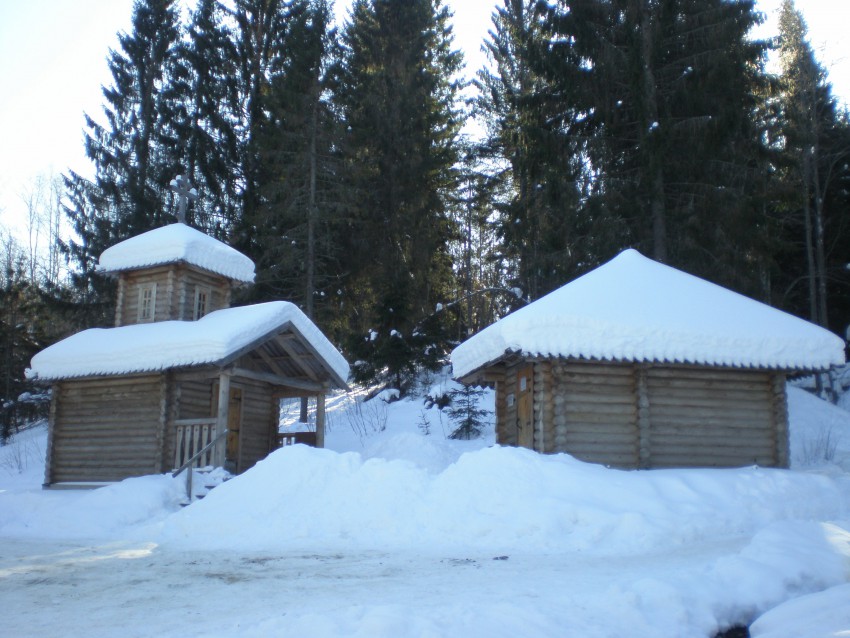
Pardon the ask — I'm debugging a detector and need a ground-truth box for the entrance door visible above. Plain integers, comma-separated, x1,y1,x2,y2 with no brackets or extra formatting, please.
516,364,534,449
225,388,243,472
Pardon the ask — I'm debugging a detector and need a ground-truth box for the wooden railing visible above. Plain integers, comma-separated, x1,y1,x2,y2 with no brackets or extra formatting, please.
173,419,218,470
276,431,318,448
172,427,227,504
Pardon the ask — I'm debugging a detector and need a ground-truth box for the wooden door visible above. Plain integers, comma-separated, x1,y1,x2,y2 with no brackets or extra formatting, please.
516,364,534,449
225,388,243,471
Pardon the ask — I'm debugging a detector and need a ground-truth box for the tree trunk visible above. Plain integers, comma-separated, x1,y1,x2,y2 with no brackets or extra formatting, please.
639,0,666,262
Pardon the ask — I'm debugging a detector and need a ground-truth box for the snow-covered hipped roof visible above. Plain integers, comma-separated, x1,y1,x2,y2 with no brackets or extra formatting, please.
97,223,255,283
28,302,349,385
451,249,846,378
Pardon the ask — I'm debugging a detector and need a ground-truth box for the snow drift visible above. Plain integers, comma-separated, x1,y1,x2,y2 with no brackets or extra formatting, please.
160,443,850,555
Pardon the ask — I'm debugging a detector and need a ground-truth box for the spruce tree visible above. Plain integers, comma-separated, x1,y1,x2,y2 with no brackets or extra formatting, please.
446,384,490,440
63,0,182,318
334,0,464,391
774,0,850,332
476,0,617,302
534,0,771,293
168,0,242,235
225,0,296,258
250,0,342,324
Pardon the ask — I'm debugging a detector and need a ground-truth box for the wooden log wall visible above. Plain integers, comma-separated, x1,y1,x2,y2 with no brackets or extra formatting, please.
492,359,788,469
166,373,215,469
534,362,554,452
116,265,231,326
117,266,173,325
175,267,230,320
771,373,790,468
550,361,639,468
171,371,276,474
233,376,276,472
497,364,519,447
646,367,779,468
47,375,163,483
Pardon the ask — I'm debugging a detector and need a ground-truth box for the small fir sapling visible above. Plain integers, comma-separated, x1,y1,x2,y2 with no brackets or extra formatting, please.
417,410,431,436
446,384,490,440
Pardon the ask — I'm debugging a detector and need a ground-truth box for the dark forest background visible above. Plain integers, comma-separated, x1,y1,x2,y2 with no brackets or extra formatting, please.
4,0,850,438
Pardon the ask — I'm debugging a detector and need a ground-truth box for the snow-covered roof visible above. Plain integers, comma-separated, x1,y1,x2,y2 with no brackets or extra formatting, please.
28,302,349,385
452,249,846,378
97,223,255,283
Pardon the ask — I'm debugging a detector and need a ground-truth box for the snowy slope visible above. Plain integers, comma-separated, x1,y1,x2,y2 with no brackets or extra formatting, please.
1,384,849,637
452,249,845,377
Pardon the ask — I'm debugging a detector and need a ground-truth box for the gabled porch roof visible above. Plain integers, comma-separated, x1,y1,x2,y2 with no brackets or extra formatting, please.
27,301,349,388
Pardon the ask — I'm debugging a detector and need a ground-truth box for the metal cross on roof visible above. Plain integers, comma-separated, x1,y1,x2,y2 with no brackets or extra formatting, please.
169,174,198,224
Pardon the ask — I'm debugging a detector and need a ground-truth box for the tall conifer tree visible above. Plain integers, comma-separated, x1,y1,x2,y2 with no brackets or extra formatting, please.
63,0,181,318
534,0,770,292
476,0,616,301
334,0,464,390
773,0,850,333
168,0,242,235
250,0,342,323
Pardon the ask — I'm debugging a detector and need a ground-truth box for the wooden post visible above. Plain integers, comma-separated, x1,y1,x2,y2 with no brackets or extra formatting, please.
315,393,325,448
42,383,60,488
165,265,176,320
177,265,187,321
114,276,125,327
636,365,651,469
771,372,790,468
215,372,231,467
155,372,169,473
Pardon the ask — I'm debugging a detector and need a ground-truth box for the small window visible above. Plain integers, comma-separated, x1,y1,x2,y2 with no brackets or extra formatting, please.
193,286,211,320
137,283,157,323
507,393,515,407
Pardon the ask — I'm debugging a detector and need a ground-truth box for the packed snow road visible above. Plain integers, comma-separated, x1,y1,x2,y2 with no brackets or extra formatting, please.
1,537,752,638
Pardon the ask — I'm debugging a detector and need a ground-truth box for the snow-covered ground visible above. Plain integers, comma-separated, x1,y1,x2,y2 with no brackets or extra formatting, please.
1,379,849,637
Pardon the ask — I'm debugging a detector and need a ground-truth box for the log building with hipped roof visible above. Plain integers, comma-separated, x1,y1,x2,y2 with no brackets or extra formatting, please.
452,249,845,469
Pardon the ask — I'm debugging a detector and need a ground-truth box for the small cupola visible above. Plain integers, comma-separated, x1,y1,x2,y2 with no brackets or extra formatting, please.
95,177,256,326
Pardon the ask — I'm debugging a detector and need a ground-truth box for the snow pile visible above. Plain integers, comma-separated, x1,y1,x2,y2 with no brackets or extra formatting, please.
750,582,850,637
160,444,850,555
451,249,845,378
0,474,185,540
27,301,350,383
97,222,256,283
788,385,850,470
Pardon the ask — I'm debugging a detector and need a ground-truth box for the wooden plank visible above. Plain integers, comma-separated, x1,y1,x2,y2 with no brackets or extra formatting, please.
564,431,638,445
649,428,776,442
59,376,161,391
43,383,60,486
650,456,778,469
155,372,169,473
771,373,790,468
174,417,217,426
114,275,125,327
232,366,325,392
316,393,325,448
567,450,638,468
215,373,231,467
646,367,770,383
646,386,770,404
648,401,773,418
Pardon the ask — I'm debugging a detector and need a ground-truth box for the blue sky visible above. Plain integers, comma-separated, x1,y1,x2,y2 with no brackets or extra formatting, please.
0,0,847,242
